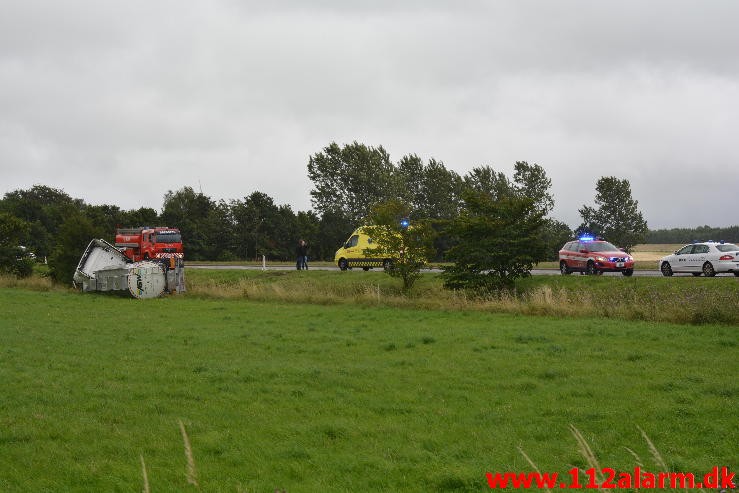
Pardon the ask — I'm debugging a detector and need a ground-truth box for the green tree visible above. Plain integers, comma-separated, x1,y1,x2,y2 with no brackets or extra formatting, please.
295,210,321,259
204,200,237,260
513,161,554,216
118,207,159,229
0,212,34,278
578,177,648,253
231,192,283,259
318,208,354,261
443,191,547,292
48,211,103,285
363,200,436,291
307,141,395,224
540,218,574,261
0,185,83,258
415,159,463,221
160,187,215,260
83,204,124,243
394,154,425,210
463,165,512,201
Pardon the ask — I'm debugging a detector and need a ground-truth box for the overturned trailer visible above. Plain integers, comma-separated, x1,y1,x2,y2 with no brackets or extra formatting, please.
73,239,185,299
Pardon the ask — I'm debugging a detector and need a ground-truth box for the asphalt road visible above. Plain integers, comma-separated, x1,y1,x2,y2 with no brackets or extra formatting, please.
188,264,737,277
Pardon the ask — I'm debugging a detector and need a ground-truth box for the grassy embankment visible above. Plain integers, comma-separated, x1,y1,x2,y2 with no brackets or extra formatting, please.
184,268,738,325
0,272,737,491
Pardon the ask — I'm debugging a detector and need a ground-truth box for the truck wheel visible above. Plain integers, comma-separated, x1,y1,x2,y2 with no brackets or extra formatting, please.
338,258,348,271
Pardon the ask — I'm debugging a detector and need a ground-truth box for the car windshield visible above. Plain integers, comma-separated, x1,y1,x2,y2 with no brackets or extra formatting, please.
155,232,181,243
585,241,620,252
716,244,739,252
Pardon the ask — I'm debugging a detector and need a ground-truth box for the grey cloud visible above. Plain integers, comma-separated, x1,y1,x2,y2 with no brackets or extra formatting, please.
1,1,738,227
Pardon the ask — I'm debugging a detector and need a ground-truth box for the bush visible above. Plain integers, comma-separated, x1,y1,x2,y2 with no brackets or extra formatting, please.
0,249,34,278
48,212,103,285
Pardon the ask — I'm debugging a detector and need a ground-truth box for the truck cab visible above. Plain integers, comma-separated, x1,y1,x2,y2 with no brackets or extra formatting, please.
115,227,184,262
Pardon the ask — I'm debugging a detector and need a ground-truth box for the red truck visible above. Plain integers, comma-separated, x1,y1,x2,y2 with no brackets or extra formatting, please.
115,227,184,262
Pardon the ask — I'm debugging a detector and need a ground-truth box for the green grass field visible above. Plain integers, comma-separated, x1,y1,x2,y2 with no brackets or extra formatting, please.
1,279,737,492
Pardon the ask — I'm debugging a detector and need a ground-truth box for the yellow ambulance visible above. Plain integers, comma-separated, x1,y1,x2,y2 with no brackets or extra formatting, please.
334,227,393,271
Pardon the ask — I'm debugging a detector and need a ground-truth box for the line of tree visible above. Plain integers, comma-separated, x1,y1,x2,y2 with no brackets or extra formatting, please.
646,226,739,243
5,140,725,286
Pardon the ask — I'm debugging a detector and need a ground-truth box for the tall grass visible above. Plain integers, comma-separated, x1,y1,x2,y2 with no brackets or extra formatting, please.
0,273,53,290
185,270,738,325
145,421,721,492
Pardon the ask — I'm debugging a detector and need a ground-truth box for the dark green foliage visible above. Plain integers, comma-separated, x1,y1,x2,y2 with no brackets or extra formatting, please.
307,141,395,224
47,211,103,285
646,225,739,243
540,218,574,261
414,158,464,220
161,187,217,260
363,199,436,291
463,165,512,200
317,208,353,261
0,185,84,258
443,191,547,292
232,191,286,260
578,176,648,252
0,212,34,278
513,161,554,216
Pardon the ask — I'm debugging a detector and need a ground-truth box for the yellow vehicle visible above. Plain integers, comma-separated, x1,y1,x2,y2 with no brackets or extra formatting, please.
334,227,394,271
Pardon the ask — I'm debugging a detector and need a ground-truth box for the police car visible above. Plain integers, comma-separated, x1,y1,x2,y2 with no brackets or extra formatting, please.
659,241,739,277
558,235,635,276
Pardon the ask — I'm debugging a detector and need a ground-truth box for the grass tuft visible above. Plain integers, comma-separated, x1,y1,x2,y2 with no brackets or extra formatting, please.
140,455,151,493
179,419,199,488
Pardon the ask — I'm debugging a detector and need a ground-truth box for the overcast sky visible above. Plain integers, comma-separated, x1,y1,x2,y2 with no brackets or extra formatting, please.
2,1,738,229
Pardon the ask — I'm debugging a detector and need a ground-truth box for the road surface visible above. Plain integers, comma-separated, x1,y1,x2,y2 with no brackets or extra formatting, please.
187,264,736,277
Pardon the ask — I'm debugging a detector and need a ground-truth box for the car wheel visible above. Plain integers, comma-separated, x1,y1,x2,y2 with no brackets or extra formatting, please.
691,272,702,277
585,261,597,275
559,261,572,275
702,262,716,277
660,262,673,277
338,258,348,271
362,266,370,271
622,269,634,277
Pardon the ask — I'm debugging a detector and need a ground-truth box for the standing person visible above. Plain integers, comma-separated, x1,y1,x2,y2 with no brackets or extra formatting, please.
296,239,309,270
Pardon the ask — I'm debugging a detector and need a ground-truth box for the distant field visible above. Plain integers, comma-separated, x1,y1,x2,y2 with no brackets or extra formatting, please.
631,244,683,262
0,287,736,492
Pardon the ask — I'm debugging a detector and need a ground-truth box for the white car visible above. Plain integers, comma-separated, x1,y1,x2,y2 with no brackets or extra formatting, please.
659,241,739,277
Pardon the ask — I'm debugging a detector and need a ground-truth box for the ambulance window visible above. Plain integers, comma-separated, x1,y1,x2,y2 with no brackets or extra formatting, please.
347,235,359,248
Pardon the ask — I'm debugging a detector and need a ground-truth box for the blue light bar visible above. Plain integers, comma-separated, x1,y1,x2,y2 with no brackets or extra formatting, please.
578,235,595,242
400,217,410,229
